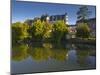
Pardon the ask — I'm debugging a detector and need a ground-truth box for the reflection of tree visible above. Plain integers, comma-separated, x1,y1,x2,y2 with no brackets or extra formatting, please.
12,44,29,61
76,44,96,67
28,43,68,62
77,50,89,67
12,42,69,62
77,49,95,67
28,47,51,62
51,49,68,61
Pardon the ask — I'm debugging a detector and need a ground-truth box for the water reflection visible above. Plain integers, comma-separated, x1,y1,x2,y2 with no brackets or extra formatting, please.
12,44,29,61
28,47,51,62
75,44,96,67
11,42,96,74
28,43,68,62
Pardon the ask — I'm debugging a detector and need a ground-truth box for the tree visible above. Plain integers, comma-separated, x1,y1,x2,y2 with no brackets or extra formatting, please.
52,20,68,42
77,6,91,22
43,22,53,39
76,23,90,38
12,22,29,44
28,19,53,41
28,20,45,41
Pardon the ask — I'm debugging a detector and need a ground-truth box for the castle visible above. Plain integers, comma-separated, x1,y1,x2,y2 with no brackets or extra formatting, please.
41,13,68,25
25,13,69,25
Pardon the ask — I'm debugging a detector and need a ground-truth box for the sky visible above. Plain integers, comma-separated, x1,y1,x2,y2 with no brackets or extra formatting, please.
12,0,96,25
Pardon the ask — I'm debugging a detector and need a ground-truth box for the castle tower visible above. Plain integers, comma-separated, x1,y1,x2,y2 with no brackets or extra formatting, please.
65,13,69,25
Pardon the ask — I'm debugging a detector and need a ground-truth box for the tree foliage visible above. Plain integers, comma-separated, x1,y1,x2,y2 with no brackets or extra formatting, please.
76,23,90,38
77,6,91,22
43,22,53,39
52,20,68,42
12,22,29,43
28,20,45,41
12,20,68,42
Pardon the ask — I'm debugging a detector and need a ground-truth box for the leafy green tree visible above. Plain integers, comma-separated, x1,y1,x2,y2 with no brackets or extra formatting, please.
43,22,53,40
28,20,53,41
77,6,91,22
12,22,29,43
28,20,45,41
76,23,90,38
52,20,68,42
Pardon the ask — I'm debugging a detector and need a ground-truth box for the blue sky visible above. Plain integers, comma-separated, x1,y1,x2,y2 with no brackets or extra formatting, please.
12,1,96,25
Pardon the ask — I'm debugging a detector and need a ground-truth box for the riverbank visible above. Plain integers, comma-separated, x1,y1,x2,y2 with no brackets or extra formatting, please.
66,38,96,45
13,37,96,46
